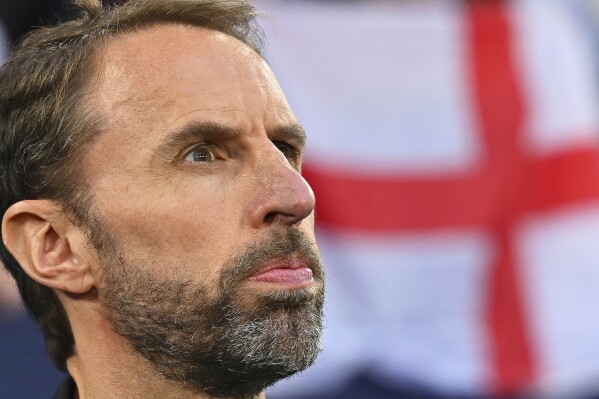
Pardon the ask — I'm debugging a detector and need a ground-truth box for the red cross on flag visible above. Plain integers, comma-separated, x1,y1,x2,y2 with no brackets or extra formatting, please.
259,0,599,397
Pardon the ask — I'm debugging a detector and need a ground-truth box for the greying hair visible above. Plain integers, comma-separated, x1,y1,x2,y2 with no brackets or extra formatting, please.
0,0,263,371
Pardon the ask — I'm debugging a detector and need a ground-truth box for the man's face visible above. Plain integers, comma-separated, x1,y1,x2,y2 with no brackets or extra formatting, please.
79,24,323,397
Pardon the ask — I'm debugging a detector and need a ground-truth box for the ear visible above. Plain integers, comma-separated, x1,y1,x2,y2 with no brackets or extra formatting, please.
2,200,95,294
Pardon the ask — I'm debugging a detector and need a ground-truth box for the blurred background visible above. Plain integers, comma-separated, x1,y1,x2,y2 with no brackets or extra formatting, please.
4,0,599,398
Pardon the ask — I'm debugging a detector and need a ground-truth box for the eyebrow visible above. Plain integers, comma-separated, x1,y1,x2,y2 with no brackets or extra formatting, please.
156,120,307,158
270,123,307,147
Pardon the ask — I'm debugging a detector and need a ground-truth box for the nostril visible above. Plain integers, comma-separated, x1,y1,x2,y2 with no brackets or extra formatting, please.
263,212,278,224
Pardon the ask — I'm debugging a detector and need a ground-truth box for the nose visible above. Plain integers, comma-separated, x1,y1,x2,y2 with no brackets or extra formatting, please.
248,144,316,229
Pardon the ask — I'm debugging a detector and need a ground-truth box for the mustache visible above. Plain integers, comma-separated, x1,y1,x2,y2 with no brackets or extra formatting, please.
219,228,323,293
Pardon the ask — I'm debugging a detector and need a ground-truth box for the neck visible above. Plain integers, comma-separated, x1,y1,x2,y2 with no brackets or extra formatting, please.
66,347,267,399
63,301,266,399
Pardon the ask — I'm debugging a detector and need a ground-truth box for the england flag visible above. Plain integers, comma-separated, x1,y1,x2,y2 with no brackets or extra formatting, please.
258,1,599,398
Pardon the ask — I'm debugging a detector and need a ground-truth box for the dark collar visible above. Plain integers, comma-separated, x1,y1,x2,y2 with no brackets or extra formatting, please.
52,376,76,399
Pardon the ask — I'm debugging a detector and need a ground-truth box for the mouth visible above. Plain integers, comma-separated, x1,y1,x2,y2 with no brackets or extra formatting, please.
245,256,315,289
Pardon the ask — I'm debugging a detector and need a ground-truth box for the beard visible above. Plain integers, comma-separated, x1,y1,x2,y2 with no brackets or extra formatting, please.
90,223,324,399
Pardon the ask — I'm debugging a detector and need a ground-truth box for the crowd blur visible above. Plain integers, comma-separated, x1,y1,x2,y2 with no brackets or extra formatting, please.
4,0,599,398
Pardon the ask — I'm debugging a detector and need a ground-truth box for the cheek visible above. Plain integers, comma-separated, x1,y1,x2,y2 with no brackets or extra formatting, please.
299,212,316,239
95,181,242,279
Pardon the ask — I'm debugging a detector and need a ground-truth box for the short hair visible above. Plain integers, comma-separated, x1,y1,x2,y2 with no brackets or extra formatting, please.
0,0,263,371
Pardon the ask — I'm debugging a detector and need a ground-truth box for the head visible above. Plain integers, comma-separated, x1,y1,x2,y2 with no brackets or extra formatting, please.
0,0,323,397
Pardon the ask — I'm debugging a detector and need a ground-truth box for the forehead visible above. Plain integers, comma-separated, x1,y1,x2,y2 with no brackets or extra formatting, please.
88,23,293,139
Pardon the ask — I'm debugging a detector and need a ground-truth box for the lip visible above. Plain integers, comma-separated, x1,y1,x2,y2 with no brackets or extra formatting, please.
245,256,315,287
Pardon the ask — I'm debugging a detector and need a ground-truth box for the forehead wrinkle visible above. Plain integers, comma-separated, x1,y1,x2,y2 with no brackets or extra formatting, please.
96,56,179,120
94,25,282,123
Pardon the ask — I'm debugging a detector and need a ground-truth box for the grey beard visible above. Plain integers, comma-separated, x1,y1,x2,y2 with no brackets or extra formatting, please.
95,228,324,399
221,294,323,372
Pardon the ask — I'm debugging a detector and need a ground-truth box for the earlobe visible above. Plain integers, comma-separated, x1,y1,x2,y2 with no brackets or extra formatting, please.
2,200,95,295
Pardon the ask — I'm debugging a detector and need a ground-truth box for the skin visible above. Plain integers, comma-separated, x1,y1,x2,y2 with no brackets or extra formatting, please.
0,268,21,319
2,24,317,399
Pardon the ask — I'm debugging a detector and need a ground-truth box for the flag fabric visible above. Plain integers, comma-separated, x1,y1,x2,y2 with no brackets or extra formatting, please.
258,1,599,397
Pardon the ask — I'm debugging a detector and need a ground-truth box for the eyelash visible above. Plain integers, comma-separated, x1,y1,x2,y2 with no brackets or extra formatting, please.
273,141,299,162
183,143,222,163
181,141,301,167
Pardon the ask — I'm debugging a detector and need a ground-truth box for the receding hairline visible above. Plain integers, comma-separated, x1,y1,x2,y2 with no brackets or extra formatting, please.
80,21,272,131
92,21,263,68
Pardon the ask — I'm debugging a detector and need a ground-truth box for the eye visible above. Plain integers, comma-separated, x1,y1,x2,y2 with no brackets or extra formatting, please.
273,141,297,161
184,145,216,163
